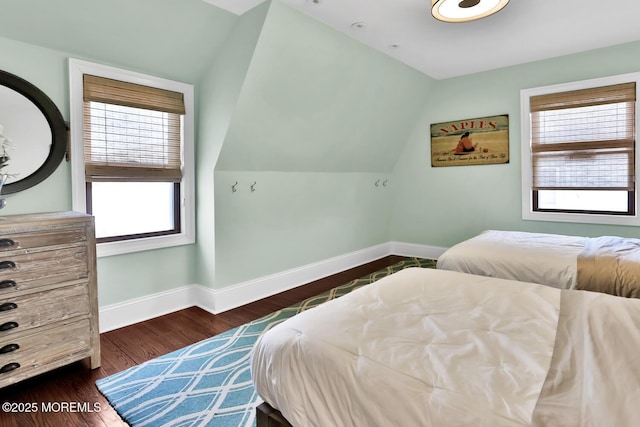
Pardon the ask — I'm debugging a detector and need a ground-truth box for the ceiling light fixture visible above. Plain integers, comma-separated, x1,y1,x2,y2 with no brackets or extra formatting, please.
431,0,509,23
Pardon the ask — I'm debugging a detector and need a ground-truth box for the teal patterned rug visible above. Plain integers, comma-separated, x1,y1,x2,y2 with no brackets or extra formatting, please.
96,258,435,427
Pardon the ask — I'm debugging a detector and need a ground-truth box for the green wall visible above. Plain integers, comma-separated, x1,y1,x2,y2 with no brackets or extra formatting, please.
390,40,640,247
212,1,434,287
196,2,271,288
213,171,394,286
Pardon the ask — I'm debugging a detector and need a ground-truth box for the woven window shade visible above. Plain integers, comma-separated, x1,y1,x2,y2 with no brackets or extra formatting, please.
83,75,185,114
530,82,636,191
83,75,184,182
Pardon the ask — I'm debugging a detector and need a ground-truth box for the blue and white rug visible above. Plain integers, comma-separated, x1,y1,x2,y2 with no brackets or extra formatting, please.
96,258,435,426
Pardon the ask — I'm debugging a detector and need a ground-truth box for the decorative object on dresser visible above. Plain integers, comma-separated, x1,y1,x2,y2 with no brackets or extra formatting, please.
0,211,99,388
0,124,13,209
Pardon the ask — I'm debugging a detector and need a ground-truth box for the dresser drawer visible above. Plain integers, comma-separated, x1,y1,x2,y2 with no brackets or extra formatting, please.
0,212,99,388
0,319,91,388
0,225,87,253
0,245,88,294
0,283,90,338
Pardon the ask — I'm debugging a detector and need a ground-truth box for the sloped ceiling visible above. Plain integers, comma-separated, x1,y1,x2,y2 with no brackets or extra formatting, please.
214,0,434,172
205,0,640,80
0,0,237,83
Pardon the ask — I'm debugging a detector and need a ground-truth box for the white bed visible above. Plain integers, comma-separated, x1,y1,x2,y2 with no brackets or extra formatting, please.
437,230,640,298
251,268,640,426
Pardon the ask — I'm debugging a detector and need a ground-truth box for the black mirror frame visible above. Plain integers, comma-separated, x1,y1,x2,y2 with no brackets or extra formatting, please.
0,69,67,195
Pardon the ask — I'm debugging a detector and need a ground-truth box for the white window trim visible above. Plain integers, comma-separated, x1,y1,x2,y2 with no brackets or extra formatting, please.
520,72,640,226
69,59,195,257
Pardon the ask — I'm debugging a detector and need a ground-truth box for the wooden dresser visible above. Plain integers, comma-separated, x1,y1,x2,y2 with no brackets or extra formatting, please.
0,211,99,388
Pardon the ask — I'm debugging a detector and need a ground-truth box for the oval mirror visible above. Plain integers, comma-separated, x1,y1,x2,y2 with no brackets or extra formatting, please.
0,70,67,195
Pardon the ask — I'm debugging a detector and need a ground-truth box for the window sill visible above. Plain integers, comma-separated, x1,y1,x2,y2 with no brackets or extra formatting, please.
96,232,195,258
522,210,640,226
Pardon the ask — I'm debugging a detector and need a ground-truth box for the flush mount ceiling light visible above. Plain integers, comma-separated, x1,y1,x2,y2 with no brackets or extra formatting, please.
431,0,509,23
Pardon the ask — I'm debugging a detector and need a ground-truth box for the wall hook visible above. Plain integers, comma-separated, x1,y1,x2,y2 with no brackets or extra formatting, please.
232,181,238,193
383,179,388,187
375,179,380,187
250,181,257,192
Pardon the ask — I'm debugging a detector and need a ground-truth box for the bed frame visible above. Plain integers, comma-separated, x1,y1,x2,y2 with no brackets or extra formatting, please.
256,402,293,427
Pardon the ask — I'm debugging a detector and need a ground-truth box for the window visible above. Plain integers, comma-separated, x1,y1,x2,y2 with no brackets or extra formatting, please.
521,74,640,225
69,60,195,257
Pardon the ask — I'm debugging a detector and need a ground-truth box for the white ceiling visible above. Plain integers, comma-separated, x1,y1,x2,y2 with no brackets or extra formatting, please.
204,0,640,80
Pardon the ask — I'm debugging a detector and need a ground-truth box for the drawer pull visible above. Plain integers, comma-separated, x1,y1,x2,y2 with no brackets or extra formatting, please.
0,239,15,248
0,343,18,354
0,362,19,374
0,321,18,331
0,261,16,270
0,280,16,290
0,302,17,312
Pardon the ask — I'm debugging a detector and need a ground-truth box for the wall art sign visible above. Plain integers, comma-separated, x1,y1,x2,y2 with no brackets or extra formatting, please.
430,114,509,167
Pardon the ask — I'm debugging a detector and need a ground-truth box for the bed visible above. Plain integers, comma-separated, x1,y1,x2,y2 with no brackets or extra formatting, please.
437,229,640,298
251,267,640,426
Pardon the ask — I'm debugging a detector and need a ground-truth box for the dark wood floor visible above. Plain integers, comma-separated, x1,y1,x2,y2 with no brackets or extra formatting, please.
0,255,406,427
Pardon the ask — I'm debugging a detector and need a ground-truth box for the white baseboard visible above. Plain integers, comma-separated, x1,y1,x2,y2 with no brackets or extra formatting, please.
99,285,196,333
207,242,391,314
98,241,446,332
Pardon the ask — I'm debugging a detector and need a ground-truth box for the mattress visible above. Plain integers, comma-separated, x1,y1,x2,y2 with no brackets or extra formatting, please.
436,230,587,289
251,268,640,426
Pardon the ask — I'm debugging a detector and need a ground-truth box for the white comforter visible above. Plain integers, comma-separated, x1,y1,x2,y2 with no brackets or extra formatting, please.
252,268,562,426
252,268,640,426
437,230,586,289
532,289,640,426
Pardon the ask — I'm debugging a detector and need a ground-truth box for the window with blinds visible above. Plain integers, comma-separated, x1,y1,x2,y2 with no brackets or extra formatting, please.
529,82,636,215
83,75,184,183
82,74,185,242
